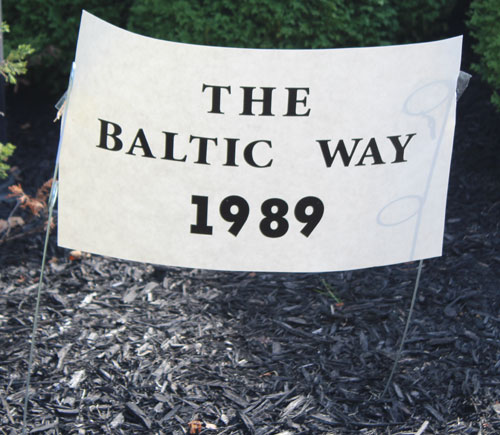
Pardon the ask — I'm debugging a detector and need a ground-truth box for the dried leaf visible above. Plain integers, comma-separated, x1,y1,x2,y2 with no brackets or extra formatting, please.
6,184,28,203
35,178,52,202
25,198,45,216
188,420,203,434
6,180,52,216
69,250,82,261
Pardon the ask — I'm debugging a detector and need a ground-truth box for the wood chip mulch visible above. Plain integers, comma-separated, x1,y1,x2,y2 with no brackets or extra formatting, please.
0,79,499,434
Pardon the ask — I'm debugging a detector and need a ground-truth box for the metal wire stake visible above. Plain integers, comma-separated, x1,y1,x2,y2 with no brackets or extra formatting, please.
22,165,59,435
382,259,424,398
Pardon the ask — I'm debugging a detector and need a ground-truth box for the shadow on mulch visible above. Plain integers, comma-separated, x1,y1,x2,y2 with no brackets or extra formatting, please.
0,76,499,434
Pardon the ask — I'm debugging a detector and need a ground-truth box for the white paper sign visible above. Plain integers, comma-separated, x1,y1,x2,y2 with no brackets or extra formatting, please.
58,11,463,272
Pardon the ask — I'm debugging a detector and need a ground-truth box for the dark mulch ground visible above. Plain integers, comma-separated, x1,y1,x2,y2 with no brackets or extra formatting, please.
0,73,499,434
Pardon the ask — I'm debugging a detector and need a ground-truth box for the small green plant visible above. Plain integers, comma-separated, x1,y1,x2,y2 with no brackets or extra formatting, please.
315,279,343,305
0,142,15,179
468,0,500,111
0,22,34,84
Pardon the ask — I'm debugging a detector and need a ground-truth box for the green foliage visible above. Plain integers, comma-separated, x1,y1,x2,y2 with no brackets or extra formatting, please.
0,143,16,179
393,0,458,43
0,22,35,84
468,0,500,111
127,0,457,49
3,0,134,90
1,44,35,84
3,0,458,94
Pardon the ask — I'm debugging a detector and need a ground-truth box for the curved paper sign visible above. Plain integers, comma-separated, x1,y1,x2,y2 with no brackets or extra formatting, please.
58,11,462,272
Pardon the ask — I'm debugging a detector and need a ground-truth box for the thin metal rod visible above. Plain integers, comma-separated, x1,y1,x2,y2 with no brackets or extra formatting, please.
382,259,424,397
22,63,71,432
22,165,59,434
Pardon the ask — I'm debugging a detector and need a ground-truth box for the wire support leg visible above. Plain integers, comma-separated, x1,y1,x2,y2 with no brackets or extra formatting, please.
382,259,424,398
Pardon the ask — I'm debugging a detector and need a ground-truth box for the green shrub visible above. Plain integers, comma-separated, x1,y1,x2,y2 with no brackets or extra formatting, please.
3,0,134,92
393,0,458,44
468,0,500,111
4,0,459,94
127,0,393,49
127,0,457,49
0,142,15,179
